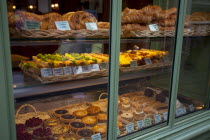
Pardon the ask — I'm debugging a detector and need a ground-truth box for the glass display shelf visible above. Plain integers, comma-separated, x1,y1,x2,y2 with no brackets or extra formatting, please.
13,67,171,98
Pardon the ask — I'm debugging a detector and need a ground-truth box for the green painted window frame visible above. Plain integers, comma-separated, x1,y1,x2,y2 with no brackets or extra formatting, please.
1,0,210,140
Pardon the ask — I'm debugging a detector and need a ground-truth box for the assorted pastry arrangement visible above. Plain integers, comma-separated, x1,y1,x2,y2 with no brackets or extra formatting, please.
7,5,210,38
19,49,170,83
16,87,202,139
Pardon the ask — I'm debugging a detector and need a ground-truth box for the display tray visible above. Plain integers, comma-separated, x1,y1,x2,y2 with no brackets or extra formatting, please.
10,25,210,40
15,91,204,139
19,62,171,84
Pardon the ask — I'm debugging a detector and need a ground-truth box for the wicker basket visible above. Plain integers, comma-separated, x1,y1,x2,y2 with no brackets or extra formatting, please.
120,62,172,73
16,104,50,124
189,21,210,36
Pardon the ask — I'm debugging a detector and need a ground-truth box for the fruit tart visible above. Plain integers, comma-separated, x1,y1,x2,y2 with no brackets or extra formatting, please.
97,113,107,123
51,124,69,136
77,128,94,139
87,106,101,115
73,110,88,119
16,124,26,133
54,109,69,117
33,127,53,139
92,125,107,136
82,116,98,126
69,121,86,133
25,117,43,131
58,134,77,140
60,114,76,124
44,118,60,127
17,131,32,140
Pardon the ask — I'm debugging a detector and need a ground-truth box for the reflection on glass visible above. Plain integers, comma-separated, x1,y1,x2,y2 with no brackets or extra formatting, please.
176,1,210,118
117,0,178,137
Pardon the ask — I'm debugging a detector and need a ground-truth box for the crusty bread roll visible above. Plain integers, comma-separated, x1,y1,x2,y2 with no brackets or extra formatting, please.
98,22,110,29
70,11,98,30
121,24,149,31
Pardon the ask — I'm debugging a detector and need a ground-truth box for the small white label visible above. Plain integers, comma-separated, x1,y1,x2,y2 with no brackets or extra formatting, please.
73,66,83,74
63,67,73,75
137,120,145,129
130,61,138,67
91,133,101,140
99,63,108,70
117,128,120,136
80,139,85,140
189,104,194,112
55,21,71,30
125,123,134,133
85,22,98,30
148,24,159,31
81,65,91,73
24,20,40,30
52,68,64,76
176,107,187,117
91,64,100,71
144,58,152,65
154,115,162,124
163,55,170,63
144,118,152,127
40,68,53,77
163,112,168,121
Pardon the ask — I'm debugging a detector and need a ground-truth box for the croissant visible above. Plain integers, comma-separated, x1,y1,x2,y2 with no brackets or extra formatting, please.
122,12,153,24
47,16,64,29
141,5,162,17
44,12,61,19
190,15,207,21
158,19,176,26
62,12,75,29
70,11,98,30
122,7,140,17
121,24,149,31
192,12,208,18
170,14,177,20
98,22,110,29
13,11,43,29
156,7,177,20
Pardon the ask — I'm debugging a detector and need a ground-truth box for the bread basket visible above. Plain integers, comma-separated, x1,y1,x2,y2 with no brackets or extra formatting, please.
15,104,50,124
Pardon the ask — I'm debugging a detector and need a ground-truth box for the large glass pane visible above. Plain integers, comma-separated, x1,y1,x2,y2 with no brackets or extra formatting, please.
7,0,111,139
175,0,210,118
117,0,179,138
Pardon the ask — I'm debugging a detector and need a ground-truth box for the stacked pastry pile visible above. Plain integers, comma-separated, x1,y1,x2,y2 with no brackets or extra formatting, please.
121,5,177,31
189,12,210,21
20,49,169,76
8,11,97,30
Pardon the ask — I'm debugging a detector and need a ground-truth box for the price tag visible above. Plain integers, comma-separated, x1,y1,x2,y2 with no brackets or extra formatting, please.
85,22,98,30
163,112,168,121
52,68,64,76
176,107,186,117
117,127,120,136
125,123,134,133
154,115,162,124
144,58,152,65
144,118,152,127
73,66,83,74
81,65,91,73
180,107,187,114
91,133,101,140
148,24,159,31
91,64,100,71
63,67,73,75
40,68,53,77
99,62,108,70
80,139,85,140
163,55,170,63
189,104,195,112
24,20,40,30
137,120,145,129
130,61,138,67
55,21,71,30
